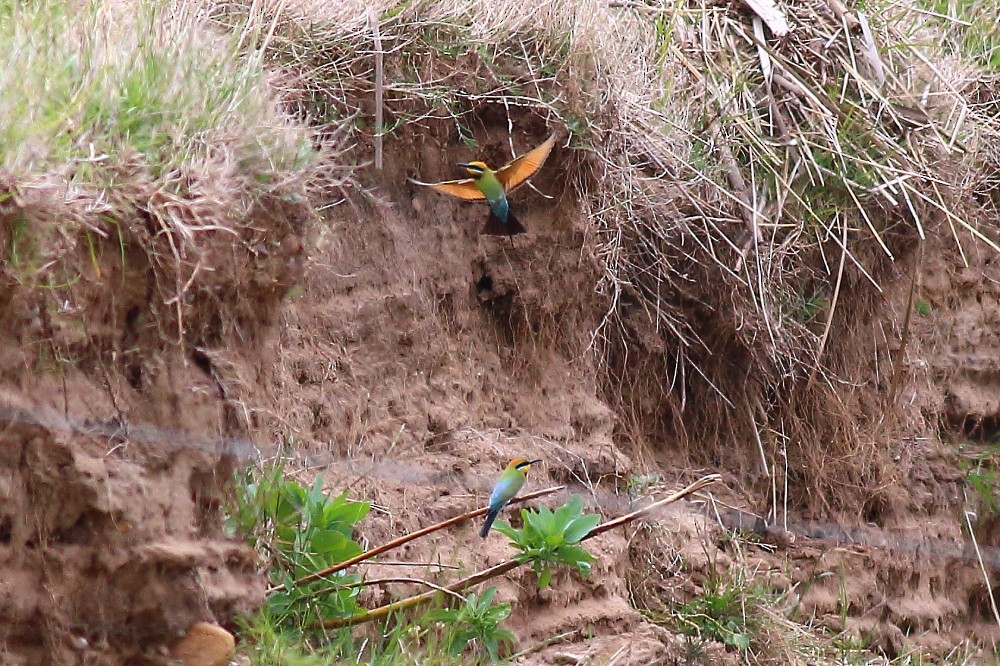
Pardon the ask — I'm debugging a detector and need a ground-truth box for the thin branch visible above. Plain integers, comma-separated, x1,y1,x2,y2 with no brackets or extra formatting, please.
965,510,1000,630
580,473,721,535
508,630,578,661
268,485,565,594
357,560,460,570
888,241,923,405
320,474,721,629
347,577,466,602
806,211,848,389
366,7,384,170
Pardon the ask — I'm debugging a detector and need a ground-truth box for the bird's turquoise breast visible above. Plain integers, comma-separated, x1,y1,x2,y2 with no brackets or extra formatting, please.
489,474,524,509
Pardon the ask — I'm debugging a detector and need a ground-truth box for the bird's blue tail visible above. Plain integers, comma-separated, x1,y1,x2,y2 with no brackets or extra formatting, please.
480,507,501,538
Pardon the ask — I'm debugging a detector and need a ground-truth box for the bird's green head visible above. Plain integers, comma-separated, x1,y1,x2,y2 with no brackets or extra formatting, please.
507,458,542,474
457,160,489,177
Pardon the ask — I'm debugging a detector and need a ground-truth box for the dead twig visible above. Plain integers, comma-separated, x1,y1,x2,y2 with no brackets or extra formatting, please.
887,241,923,406
268,485,566,594
347,577,466,602
965,510,1000,630
366,7,384,170
320,474,721,629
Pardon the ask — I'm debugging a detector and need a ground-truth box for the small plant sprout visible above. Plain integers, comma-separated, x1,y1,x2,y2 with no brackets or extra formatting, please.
426,587,516,660
495,496,602,588
227,466,371,627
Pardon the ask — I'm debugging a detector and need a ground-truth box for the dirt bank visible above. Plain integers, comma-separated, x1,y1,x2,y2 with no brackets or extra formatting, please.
3,0,1000,663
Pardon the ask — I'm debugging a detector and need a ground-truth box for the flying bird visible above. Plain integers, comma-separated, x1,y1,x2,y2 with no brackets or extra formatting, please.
409,134,556,236
480,458,541,538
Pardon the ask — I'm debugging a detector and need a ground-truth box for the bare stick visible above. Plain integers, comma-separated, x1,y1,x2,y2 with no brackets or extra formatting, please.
366,7,384,170
806,212,848,389
965,510,1000,629
320,474,721,628
888,242,923,406
322,559,523,628
356,560,460,570
577,473,721,536
347,577,466,602
268,485,566,594
509,630,578,661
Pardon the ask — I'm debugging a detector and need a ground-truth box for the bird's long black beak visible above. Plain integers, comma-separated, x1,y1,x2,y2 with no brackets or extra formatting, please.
527,459,542,465
456,162,473,169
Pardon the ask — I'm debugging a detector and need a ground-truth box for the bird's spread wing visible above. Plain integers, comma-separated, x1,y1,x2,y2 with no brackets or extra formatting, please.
496,134,556,192
408,177,486,201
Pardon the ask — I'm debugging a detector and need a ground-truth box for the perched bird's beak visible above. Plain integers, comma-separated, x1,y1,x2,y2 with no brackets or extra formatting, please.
455,162,474,169
527,459,542,465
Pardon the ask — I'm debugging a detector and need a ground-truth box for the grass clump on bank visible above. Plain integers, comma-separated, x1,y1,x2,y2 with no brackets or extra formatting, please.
0,0,339,357
0,0,312,181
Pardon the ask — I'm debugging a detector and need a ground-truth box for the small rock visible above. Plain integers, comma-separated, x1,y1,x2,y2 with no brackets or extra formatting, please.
768,573,791,591
869,621,906,660
169,622,235,666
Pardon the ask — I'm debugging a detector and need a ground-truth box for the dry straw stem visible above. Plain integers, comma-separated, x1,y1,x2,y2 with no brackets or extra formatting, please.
320,473,721,629
269,484,566,594
964,509,1000,630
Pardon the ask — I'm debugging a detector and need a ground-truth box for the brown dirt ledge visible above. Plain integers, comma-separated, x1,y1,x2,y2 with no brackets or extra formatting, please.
0,401,261,665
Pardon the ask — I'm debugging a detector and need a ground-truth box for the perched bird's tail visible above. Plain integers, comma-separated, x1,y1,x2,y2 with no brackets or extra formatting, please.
480,507,501,538
481,210,527,236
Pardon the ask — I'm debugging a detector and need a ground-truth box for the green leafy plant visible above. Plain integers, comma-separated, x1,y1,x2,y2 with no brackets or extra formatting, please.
673,570,771,653
967,462,1000,517
227,465,371,627
494,496,601,588
955,442,1000,524
626,472,661,501
229,465,532,664
426,588,516,661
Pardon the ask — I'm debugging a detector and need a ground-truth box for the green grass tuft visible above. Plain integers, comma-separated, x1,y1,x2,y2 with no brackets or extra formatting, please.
0,0,313,185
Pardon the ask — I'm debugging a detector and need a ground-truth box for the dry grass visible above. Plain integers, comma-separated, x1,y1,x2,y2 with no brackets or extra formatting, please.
588,0,1000,515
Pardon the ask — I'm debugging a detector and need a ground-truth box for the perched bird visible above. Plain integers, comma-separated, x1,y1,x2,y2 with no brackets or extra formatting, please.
480,458,542,538
409,134,556,236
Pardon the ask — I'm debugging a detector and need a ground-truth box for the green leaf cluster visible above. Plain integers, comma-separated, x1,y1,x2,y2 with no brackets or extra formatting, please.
426,588,516,661
227,466,371,626
675,577,761,653
494,496,600,588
